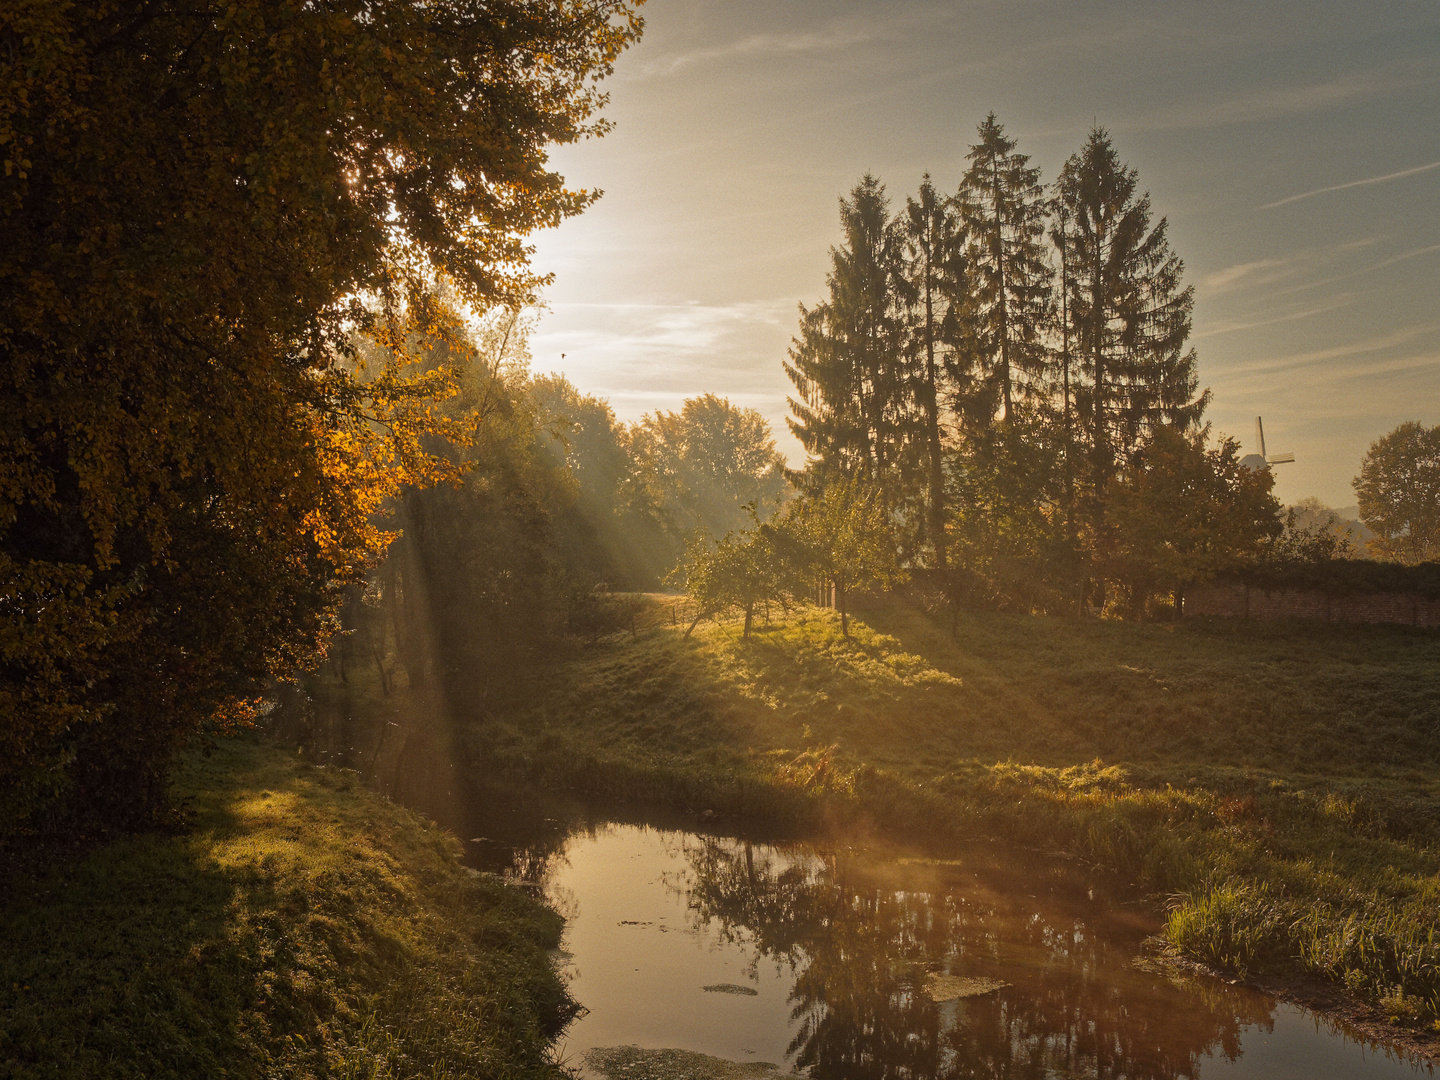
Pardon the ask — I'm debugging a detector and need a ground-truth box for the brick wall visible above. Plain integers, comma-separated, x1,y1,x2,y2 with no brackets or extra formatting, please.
1186,580,1440,627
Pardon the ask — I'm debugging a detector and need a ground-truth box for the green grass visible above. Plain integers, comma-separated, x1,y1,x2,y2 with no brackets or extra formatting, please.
460,595,1440,1029
0,737,575,1079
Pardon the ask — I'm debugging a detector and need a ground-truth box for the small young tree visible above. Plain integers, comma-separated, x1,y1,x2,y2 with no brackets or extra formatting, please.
673,529,786,639
782,478,903,636
1354,421,1440,564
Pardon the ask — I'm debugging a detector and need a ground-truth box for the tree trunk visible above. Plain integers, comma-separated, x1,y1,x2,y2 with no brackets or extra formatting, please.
992,155,1012,421
372,642,392,696
922,265,947,573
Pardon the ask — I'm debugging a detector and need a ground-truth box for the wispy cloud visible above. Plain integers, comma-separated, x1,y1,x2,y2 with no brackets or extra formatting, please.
633,26,882,79
531,300,795,380
1131,57,1434,133
1333,351,1440,384
1193,296,1356,339
544,299,792,344
1260,160,1440,210
1266,242,1440,299
1193,234,1389,304
1360,242,1440,273
1198,258,1288,294
1217,324,1440,379
527,297,805,444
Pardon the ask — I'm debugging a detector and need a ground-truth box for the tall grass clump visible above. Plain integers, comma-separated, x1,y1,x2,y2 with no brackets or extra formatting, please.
1166,880,1298,975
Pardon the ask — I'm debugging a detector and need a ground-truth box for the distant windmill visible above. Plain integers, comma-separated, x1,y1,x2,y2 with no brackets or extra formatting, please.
1239,416,1294,471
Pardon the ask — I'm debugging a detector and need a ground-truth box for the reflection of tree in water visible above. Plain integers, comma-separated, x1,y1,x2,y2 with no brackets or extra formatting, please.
684,839,1274,1080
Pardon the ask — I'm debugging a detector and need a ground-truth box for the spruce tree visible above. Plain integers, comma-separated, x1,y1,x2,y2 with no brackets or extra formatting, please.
898,174,967,570
1049,193,1081,568
898,176,966,569
957,114,1054,424
1054,128,1210,610
1054,128,1209,502
785,175,910,488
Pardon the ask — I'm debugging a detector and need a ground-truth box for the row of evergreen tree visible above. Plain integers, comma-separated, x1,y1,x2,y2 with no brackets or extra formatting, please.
785,117,1222,613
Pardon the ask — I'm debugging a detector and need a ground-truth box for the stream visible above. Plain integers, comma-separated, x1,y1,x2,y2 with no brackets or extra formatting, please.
278,695,1436,1079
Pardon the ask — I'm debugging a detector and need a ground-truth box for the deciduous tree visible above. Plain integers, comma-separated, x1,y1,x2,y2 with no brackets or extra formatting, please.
1106,427,1279,616
1354,421,1440,563
674,529,787,639
947,416,1067,612
0,0,641,835
783,478,903,637
631,394,789,543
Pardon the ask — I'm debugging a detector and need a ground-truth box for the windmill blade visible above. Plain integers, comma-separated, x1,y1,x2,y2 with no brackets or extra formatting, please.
1268,452,1295,465
1256,416,1267,460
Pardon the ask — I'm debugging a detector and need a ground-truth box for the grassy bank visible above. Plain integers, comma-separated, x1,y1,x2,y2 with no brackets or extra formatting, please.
0,737,575,1080
456,595,1440,1031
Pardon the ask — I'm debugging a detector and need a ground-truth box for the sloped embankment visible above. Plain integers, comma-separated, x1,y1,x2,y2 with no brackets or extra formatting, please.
0,737,574,1080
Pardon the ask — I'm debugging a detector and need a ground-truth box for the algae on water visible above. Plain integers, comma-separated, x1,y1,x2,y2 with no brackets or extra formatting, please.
583,1046,794,1079
702,982,759,996
921,972,1009,1002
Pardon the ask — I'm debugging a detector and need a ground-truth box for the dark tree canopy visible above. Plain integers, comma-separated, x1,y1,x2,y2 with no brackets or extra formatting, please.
1054,130,1209,491
780,119,1283,619
0,0,641,835
898,175,966,570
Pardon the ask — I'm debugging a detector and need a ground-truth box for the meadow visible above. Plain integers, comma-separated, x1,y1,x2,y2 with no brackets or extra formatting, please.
0,738,575,1080
463,595,1440,1032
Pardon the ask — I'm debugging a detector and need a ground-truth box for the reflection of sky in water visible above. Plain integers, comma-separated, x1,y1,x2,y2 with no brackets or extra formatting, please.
534,825,1433,1080
554,827,800,1067
1205,1008,1425,1080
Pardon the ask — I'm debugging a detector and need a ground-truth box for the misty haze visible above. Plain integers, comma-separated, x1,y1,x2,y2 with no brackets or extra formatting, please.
2,2,1438,1078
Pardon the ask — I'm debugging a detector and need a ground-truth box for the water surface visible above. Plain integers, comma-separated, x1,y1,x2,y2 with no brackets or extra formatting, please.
272,698,1433,1079
467,812,1432,1080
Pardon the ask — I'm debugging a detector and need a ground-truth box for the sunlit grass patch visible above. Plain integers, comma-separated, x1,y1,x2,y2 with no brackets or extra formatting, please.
0,737,574,1080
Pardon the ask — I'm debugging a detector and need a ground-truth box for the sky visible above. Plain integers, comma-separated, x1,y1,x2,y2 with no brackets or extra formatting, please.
527,0,1440,509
